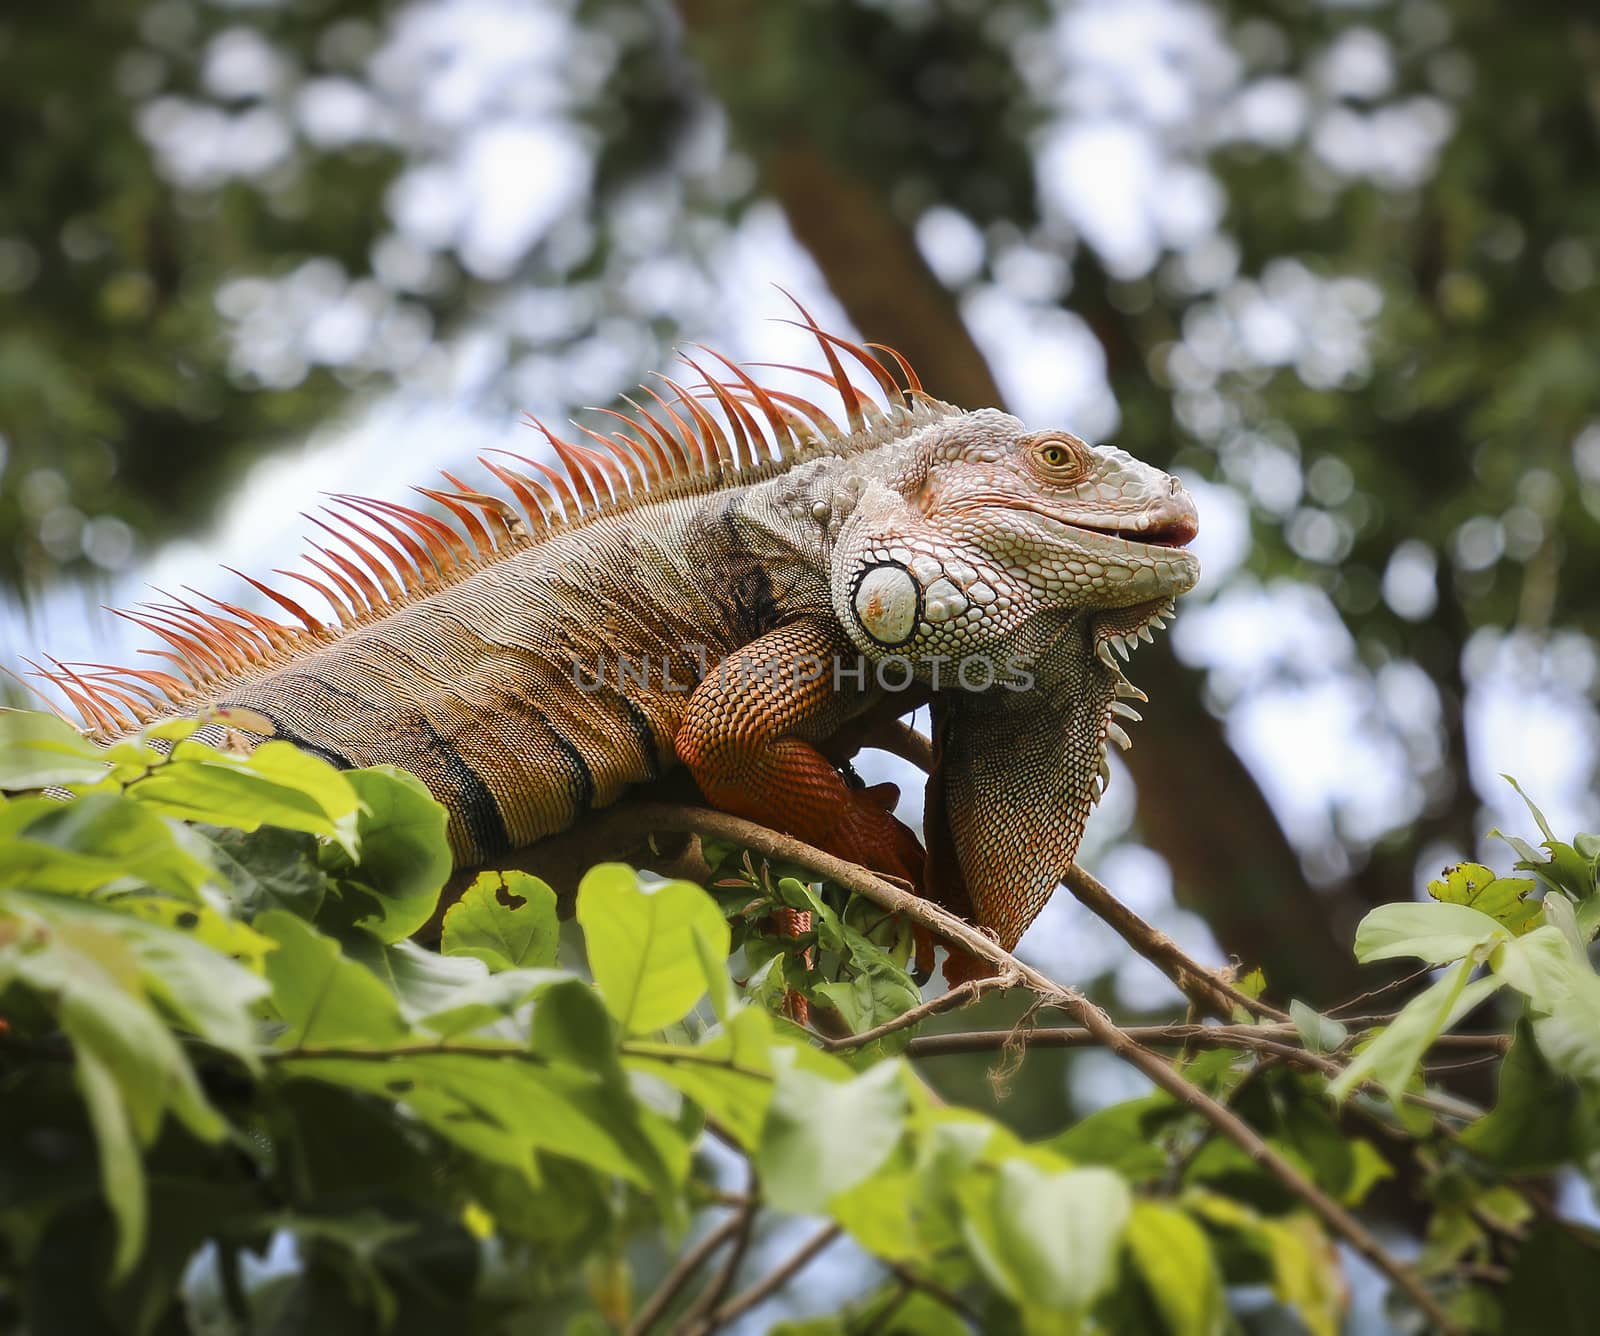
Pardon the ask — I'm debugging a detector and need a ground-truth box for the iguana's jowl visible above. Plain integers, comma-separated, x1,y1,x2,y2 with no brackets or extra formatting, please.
29,304,1198,977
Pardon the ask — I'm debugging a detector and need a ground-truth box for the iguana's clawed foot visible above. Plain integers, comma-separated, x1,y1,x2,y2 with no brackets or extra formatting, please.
940,944,999,986
823,779,926,894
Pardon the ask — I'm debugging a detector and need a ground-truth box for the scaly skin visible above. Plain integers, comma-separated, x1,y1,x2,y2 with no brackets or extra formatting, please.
39,326,1198,970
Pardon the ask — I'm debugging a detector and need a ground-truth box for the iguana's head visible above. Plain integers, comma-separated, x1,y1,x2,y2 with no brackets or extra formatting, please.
919,409,1199,606
836,408,1199,668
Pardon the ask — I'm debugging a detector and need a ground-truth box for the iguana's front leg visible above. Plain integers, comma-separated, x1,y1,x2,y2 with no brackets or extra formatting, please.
674,619,925,891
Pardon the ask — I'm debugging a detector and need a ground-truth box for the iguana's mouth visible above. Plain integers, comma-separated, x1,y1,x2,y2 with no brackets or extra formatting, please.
960,495,1200,550
1063,513,1198,548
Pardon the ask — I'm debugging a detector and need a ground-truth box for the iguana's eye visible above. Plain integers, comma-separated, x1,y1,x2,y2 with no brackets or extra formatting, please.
1031,437,1085,479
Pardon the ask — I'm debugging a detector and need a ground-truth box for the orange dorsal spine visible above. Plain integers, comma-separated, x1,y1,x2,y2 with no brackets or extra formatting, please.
29,309,954,735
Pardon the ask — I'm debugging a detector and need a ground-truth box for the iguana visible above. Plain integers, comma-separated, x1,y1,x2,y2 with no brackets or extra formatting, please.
30,307,1199,977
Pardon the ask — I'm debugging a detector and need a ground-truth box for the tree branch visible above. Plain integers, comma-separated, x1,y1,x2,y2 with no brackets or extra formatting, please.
616,801,1462,1336
842,723,1278,1022
906,1024,1510,1059
675,1189,757,1334
1062,861,1287,1022
628,1211,746,1336
688,1223,842,1335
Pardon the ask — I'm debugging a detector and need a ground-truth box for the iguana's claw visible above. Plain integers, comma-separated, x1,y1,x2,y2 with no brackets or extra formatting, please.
824,784,926,892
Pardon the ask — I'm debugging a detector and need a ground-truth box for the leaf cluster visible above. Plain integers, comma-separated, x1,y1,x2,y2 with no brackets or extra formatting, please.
3,710,1600,1333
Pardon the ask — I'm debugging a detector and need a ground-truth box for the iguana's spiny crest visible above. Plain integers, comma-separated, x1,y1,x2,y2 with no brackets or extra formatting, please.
27,306,956,734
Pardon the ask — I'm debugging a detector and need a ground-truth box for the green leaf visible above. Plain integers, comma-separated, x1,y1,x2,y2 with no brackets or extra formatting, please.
1488,825,1546,868
0,893,234,1277
1578,889,1600,943
1341,1140,1395,1207
34,893,269,1066
829,1156,922,1264
1352,900,1508,965
1289,1000,1348,1055
1184,1192,1343,1336
965,1162,1131,1314
257,910,408,1048
0,893,227,1139
813,952,920,1038
0,793,212,899
1491,924,1582,1012
759,1054,906,1213
1126,1201,1225,1336
692,905,737,1022
201,824,331,921
1541,891,1588,957
0,708,111,788
419,966,568,1038
1330,958,1504,1102
532,978,621,1083
71,1041,146,1280
1264,1215,1344,1336
1462,1023,1593,1172
128,740,361,852
441,869,559,971
624,1005,775,1150
1045,1094,1177,1182
277,1051,681,1193
575,864,730,1035
1502,775,1556,842
318,767,451,942
1529,969,1600,1086
1491,780,1598,899
341,933,487,1021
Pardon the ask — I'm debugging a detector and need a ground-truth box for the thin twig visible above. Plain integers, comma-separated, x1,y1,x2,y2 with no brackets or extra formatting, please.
675,1194,757,1334
1327,962,1435,1017
884,1260,982,1325
265,1043,539,1062
908,1022,1291,1057
1062,862,1287,1022
689,1223,842,1333
820,975,1013,1050
618,803,1462,1336
627,1212,746,1336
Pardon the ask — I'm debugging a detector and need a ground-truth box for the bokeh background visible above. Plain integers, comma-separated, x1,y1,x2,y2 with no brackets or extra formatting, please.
2,0,1596,1173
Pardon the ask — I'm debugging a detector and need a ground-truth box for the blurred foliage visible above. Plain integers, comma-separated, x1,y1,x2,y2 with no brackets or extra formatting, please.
1153,0,1600,857
0,0,405,587
5,709,1600,1332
